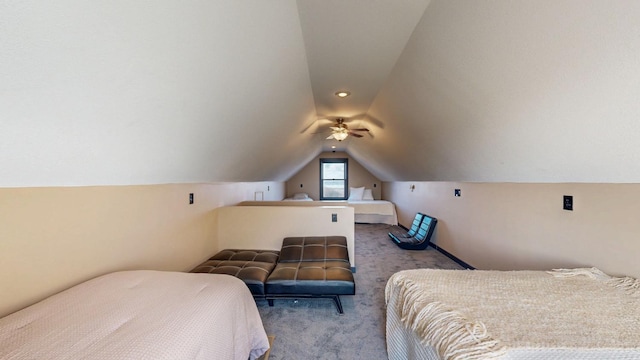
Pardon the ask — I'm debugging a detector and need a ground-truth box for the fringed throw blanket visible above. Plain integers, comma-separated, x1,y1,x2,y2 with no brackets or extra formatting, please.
385,268,640,360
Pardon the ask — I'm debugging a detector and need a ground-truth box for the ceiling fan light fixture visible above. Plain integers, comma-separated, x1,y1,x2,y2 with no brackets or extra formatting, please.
335,91,351,98
333,131,349,141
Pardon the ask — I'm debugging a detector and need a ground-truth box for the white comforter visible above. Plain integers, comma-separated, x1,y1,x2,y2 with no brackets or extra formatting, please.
0,270,269,360
348,200,398,225
347,200,395,215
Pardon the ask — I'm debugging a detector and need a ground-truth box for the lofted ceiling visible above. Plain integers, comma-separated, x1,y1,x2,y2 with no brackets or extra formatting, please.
286,0,640,183
2,1,640,187
296,0,430,153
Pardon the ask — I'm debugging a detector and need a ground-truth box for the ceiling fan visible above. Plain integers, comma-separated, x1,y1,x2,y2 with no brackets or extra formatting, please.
326,118,369,141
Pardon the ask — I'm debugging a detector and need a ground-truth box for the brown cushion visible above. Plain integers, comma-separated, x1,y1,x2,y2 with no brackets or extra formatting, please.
265,260,355,295
210,249,280,263
190,249,280,296
278,236,349,263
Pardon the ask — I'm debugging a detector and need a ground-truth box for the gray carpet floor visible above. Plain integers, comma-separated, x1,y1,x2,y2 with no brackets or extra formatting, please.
256,223,463,360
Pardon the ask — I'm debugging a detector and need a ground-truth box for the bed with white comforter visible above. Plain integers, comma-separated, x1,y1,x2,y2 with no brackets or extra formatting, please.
386,268,640,360
238,198,398,225
348,200,397,225
0,270,269,360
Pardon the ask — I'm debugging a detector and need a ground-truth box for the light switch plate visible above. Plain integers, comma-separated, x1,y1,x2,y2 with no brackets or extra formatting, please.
563,195,573,211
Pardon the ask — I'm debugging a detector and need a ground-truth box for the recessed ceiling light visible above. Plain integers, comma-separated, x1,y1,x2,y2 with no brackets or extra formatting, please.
335,91,351,98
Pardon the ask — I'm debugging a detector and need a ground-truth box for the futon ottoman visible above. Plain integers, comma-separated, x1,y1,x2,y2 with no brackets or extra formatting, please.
265,236,355,313
190,249,280,296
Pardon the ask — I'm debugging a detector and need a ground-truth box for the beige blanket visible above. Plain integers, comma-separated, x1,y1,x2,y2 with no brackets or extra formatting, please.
385,268,640,360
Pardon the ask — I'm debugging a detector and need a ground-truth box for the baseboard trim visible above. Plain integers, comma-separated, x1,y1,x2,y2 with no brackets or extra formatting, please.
397,223,475,270
428,242,475,270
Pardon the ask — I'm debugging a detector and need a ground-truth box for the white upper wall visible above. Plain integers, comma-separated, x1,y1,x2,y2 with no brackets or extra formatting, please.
0,0,318,186
360,0,640,182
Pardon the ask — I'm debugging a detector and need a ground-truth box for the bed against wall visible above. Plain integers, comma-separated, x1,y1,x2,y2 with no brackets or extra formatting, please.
347,200,397,225
283,192,314,201
239,188,398,226
346,186,398,225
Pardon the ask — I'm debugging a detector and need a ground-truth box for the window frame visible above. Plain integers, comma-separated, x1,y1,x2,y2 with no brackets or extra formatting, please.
319,158,348,200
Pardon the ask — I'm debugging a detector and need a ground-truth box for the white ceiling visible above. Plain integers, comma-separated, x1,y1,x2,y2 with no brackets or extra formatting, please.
301,0,640,182
297,0,430,146
3,1,640,186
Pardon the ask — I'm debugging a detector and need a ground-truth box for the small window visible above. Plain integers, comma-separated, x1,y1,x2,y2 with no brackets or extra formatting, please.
320,158,348,200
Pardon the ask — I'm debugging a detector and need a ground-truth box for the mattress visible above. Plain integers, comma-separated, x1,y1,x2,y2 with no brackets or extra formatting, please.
0,270,270,360
385,268,640,360
348,200,398,225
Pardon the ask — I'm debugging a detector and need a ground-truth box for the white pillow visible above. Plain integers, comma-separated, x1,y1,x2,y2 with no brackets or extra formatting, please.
292,192,309,200
348,187,365,201
362,188,374,200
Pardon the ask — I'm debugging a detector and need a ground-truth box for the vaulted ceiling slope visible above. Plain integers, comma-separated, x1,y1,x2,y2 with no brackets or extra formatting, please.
1,1,319,186
358,0,640,182
2,1,640,187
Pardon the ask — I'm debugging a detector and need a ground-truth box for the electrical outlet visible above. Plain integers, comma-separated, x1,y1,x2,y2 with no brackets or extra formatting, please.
332,213,337,222
189,193,194,204
454,189,461,197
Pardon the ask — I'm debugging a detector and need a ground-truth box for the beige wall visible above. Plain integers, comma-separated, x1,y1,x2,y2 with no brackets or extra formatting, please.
384,181,640,278
286,151,381,200
0,181,284,317
217,206,355,267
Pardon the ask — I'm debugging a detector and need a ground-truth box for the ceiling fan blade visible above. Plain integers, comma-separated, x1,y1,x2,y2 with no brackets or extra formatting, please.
326,134,336,140
330,126,341,131
349,132,363,138
351,128,369,132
